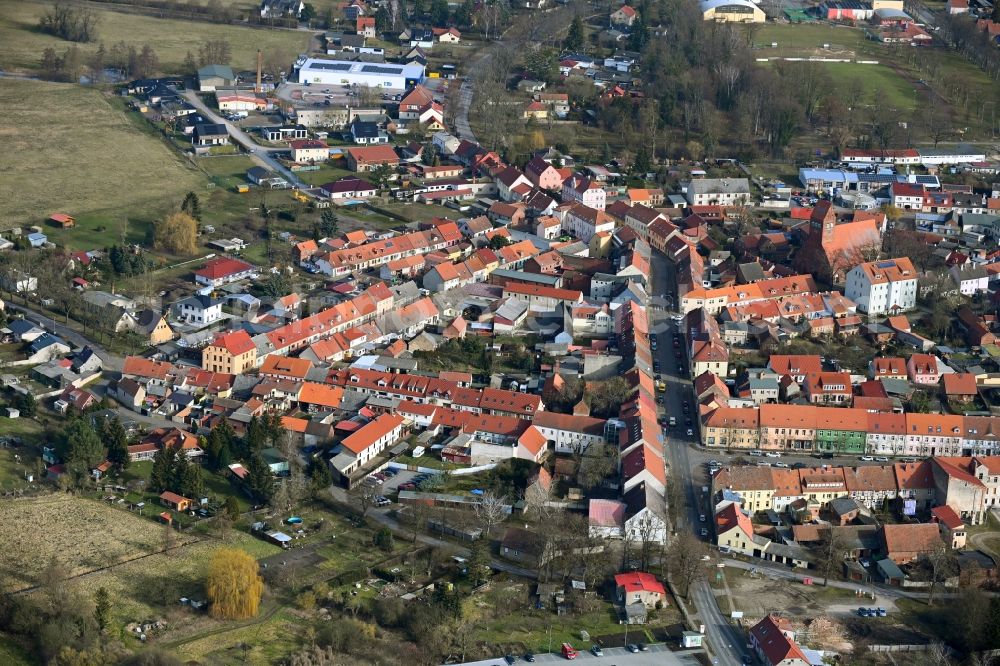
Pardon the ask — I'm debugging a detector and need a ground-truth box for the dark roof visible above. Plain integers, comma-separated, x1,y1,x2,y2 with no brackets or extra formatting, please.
29,333,67,354
194,123,228,138
134,309,164,333
8,319,39,335
351,121,381,138
178,294,223,310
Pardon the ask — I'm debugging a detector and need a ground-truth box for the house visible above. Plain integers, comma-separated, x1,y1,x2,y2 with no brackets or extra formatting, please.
112,377,146,411
7,319,46,343
931,505,967,549
803,372,852,405
356,16,376,37
174,295,224,326
684,178,750,206
194,257,257,287
260,0,303,18
26,233,47,249
57,387,97,413
130,309,175,345
943,373,978,403
350,120,388,145
27,334,71,363
331,413,405,476
192,123,229,146
844,258,917,314
432,27,461,43
907,353,942,385
614,572,665,608
715,502,768,557
346,145,399,172
203,330,257,374
197,64,236,91
500,526,552,567
562,204,614,242
950,264,990,295
562,176,606,211
216,90,267,112
290,139,329,163
322,177,378,200
611,4,638,26
749,615,809,666
159,491,193,512
588,499,626,539
524,156,564,191
881,523,944,564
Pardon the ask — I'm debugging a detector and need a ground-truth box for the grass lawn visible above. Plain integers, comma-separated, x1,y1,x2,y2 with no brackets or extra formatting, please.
375,201,459,224
755,23,867,52
295,164,355,187
0,636,33,666
172,607,305,666
0,0,311,73
0,79,203,230
823,62,919,112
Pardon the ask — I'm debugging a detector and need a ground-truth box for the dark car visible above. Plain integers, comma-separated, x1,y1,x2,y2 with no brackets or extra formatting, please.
523,654,535,663
627,644,640,653
504,655,517,664
638,642,648,651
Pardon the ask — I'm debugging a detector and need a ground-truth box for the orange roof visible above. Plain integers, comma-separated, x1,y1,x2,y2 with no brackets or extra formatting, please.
931,505,964,530
281,416,309,433
942,373,978,396
882,523,943,555
260,354,313,380
894,461,935,490
210,329,255,356
504,282,583,302
518,426,547,456
298,382,344,408
768,355,822,376
347,145,399,165
715,503,754,539
340,413,405,455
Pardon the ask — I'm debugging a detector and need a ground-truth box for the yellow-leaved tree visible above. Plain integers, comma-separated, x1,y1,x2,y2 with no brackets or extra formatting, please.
206,547,263,620
154,211,198,255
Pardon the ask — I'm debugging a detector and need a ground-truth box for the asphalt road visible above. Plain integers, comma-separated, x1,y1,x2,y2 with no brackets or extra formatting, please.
649,251,746,666
5,301,123,372
445,645,705,666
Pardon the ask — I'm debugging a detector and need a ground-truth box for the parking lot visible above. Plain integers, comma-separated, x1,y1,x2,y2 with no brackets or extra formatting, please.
444,645,705,666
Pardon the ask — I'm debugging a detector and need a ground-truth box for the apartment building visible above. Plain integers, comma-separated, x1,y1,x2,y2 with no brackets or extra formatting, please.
844,257,918,314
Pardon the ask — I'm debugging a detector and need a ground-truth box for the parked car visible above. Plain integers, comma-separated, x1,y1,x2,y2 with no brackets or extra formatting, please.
765,452,781,458
859,455,875,462
699,514,706,522
857,607,871,617
687,428,695,437
590,646,603,657
523,654,535,663
876,607,887,617
774,462,789,468
700,528,709,537
874,457,889,462
627,644,640,653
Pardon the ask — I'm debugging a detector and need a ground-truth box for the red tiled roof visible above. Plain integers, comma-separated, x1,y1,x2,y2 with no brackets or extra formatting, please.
751,614,809,666
614,571,665,595
194,257,254,281
340,413,404,455
210,329,255,356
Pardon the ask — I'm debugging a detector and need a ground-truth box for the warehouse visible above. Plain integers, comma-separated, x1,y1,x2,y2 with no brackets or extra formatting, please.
296,58,425,89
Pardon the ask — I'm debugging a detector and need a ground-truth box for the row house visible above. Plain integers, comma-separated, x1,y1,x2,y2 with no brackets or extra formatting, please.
680,274,818,315
311,222,462,276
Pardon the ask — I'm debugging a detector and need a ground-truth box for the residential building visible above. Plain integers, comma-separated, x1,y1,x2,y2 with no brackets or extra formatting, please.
290,139,330,163
614,572,665,608
907,353,942,385
881,523,944,564
844,257,918,314
715,503,768,557
684,178,750,206
562,176,607,210
202,330,257,374
332,413,406,476
194,257,258,287
749,615,809,666
174,295,224,326
532,411,607,454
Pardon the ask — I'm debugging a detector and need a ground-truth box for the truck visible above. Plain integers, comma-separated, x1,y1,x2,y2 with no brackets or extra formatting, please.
561,643,578,660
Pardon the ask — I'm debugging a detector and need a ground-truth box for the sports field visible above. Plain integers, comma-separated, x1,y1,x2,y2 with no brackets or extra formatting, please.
0,78,203,229
0,0,310,73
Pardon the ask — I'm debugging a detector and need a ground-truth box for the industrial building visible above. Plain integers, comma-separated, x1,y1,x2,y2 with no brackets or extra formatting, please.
295,58,425,89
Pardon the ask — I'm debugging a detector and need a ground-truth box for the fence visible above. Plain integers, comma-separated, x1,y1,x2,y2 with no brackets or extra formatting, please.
868,644,954,655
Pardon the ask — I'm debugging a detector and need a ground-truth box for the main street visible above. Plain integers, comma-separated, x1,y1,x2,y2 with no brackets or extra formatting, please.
649,250,747,666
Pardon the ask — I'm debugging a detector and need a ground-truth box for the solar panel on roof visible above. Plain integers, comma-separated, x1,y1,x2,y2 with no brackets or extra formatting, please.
875,261,897,269
309,62,353,71
360,64,404,74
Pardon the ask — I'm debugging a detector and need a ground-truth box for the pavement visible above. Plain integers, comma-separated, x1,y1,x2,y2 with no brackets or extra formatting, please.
443,646,705,666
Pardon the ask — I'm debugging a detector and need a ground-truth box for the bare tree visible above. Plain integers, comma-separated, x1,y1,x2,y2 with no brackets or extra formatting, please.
811,528,849,586
524,478,554,521
924,544,957,606
665,532,708,597
473,490,508,540
349,482,376,516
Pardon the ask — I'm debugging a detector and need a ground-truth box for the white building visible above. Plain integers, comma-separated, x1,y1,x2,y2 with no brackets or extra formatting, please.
174,295,224,326
331,413,405,476
684,178,750,206
844,257,918,315
532,412,607,454
562,176,606,210
950,265,990,295
562,204,614,243
296,58,425,89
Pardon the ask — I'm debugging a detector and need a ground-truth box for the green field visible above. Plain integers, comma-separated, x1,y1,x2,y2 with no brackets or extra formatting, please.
0,79,203,230
823,62,919,111
756,23,868,52
0,0,311,73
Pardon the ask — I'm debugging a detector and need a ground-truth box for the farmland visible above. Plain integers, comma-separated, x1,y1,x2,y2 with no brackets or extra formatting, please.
0,494,281,622
0,0,311,73
0,79,203,230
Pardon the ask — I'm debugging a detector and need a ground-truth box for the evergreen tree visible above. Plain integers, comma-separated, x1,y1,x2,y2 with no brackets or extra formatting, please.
308,458,333,494
64,419,104,482
564,14,584,51
181,192,202,222
633,145,652,174
180,461,203,499
225,495,241,520
171,448,190,493
319,209,339,237
430,0,449,26
244,415,267,454
627,18,648,52
245,453,275,502
456,0,474,27
150,445,177,493
104,417,130,474
375,3,392,33
94,587,112,633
